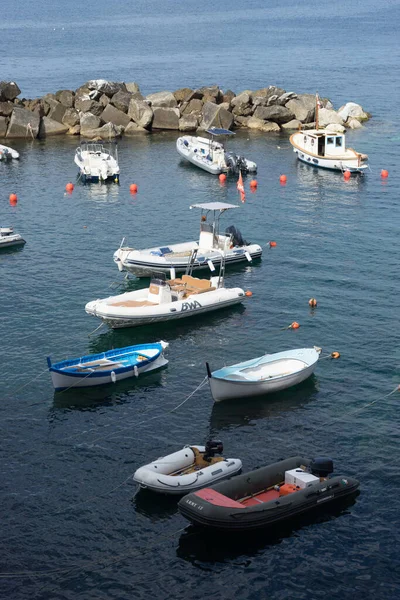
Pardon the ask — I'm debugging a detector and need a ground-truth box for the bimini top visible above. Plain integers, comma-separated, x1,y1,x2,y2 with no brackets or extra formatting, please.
190,202,239,211
206,128,235,136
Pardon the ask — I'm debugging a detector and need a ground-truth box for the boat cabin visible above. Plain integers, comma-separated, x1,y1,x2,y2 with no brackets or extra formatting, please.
191,202,239,252
302,131,346,157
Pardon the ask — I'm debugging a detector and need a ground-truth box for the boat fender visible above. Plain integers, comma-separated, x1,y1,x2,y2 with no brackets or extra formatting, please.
134,365,139,377
111,371,116,383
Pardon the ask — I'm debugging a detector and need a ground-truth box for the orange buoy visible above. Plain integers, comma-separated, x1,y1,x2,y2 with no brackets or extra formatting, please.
9,193,18,204
65,182,74,192
290,321,300,329
219,173,227,183
331,351,340,359
83,226,87,229
245,290,253,297
269,241,277,248
381,169,389,178
308,298,317,307
130,183,138,193
249,179,258,188
343,170,351,180
279,174,287,184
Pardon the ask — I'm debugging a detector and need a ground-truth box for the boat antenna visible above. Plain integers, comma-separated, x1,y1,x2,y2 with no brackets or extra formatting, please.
315,92,320,131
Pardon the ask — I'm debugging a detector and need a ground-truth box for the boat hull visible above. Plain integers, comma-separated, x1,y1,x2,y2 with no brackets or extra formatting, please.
0,235,26,249
178,457,360,532
290,131,368,173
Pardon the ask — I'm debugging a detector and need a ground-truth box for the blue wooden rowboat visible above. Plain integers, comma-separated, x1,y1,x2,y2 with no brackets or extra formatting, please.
48,341,169,391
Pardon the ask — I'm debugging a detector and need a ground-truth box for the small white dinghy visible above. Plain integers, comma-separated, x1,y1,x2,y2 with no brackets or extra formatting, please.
133,440,242,495
0,227,26,249
176,127,257,175
0,144,19,160
207,347,321,402
86,254,246,328
74,141,120,183
48,341,169,391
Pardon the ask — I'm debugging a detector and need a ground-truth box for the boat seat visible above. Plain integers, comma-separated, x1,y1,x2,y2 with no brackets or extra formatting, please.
111,299,158,307
181,274,212,290
185,286,216,296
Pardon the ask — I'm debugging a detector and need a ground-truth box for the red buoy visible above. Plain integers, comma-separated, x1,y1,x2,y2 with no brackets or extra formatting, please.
279,174,287,184
130,183,138,193
343,170,351,180
219,173,227,183
9,193,18,204
381,169,389,178
249,179,258,188
269,241,277,247
245,290,253,297
290,321,300,329
65,182,74,192
308,298,317,307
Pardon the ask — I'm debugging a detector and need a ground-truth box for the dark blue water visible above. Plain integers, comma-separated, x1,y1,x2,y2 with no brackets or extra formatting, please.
1,2,400,599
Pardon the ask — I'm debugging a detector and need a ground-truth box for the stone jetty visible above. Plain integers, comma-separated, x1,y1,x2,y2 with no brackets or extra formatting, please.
0,80,370,140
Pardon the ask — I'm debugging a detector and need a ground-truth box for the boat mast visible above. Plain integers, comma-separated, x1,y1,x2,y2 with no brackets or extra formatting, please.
315,92,320,131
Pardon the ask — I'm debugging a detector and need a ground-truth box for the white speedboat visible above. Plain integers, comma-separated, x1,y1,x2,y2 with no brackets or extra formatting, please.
176,127,257,175
74,141,120,183
0,227,25,249
133,440,242,495
0,144,19,160
114,202,262,278
48,341,169,391
86,257,246,328
207,347,321,402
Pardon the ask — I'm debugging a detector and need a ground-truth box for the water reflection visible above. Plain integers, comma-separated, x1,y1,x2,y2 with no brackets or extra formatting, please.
77,179,121,203
296,161,368,194
133,488,179,522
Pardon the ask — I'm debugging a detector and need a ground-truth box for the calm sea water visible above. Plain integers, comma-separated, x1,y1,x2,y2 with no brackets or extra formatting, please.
1,1,400,599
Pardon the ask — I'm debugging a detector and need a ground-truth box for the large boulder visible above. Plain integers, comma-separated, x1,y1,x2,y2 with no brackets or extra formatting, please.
110,90,133,113
82,122,123,139
317,108,344,128
173,87,193,103
181,98,203,115
338,102,369,122
85,80,127,97
125,82,141,94
285,94,316,123
0,116,8,137
199,101,234,131
62,108,80,128
80,112,101,131
67,125,80,135
46,98,68,123
253,86,285,102
75,96,103,116
100,103,131,128
325,123,346,133
231,92,252,117
246,117,266,130
261,121,281,132
146,91,177,108
124,122,150,135
277,92,297,105
128,98,153,128
0,81,21,102
281,119,303,130
6,107,40,138
222,89,235,104
55,90,75,108
179,114,198,131
151,107,180,129
38,117,69,137
196,85,221,102
0,101,14,117
253,105,294,124
346,118,363,130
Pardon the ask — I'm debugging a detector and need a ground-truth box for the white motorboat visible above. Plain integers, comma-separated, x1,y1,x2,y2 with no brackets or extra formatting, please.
133,440,242,495
48,341,169,391
207,347,321,402
86,254,246,328
74,141,120,183
114,202,262,278
0,144,19,160
0,227,25,249
176,127,257,175
289,95,368,173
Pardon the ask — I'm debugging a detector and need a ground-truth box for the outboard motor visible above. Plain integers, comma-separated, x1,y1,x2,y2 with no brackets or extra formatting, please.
236,155,248,173
225,225,248,247
224,152,240,173
310,457,334,478
203,439,223,461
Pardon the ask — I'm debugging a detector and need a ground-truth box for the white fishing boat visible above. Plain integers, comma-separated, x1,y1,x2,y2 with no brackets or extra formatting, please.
289,95,368,173
86,253,246,328
74,141,120,183
0,144,19,160
207,347,321,402
133,440,242,495
114,202,262,278
0,227,26,249
47,341,169,391
176,127,257,175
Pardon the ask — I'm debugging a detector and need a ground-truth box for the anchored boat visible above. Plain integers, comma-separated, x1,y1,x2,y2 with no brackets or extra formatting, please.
0,227,26,249
133,440,242,495
48,341,168,391
176,127,257,175
207,347,321,402
74,141,120,183
114,202,262,278
178,456,360,532
0,143,19,160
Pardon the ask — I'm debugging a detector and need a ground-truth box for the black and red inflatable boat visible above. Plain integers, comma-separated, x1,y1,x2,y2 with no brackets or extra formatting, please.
178,456,359,532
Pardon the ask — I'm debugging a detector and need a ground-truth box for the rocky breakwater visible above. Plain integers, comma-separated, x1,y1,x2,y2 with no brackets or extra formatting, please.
0,80,371,140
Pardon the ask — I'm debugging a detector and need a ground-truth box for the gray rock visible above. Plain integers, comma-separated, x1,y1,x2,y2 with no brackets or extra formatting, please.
253,86,286,101
0,81,21,102
0,101,14,117
281,119,303,130
253,105,294,124
88,90,102,101
124,121,150,135
325,123,346,133
233,116,249,128
128,98,153,128
317,108,344,127
231,91,252,106
75,97,103,116
246,117,266,130
179,114,198,131
261,121,281,132
80,112,101,131
181,98,203,115
125,82,141,94
67,125,81,135
152,107,180,129
99,94,110,107
222,90,235,104
338,102,369,122
146,91,177,108
196,85,221,101
346,118,363,130
173,87,194,103
85,80,127,97
285,94,316,123
82,122,123,139
267,95,279,106
0,116,8,137
38,117,69,137
100,104,131,128
110,90,133,113
55,90,75,108
62,108,80,128
6,107,40,138
277,92,297,105
199,102,233,131
46,98,68,123
232,101,253,117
